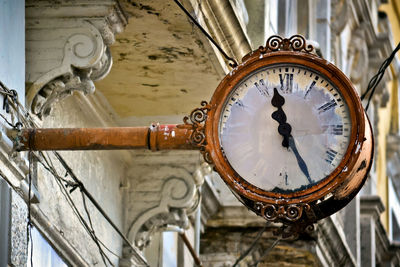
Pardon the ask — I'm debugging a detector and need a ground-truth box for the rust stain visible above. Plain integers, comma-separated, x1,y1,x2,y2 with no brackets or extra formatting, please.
357,160,367,172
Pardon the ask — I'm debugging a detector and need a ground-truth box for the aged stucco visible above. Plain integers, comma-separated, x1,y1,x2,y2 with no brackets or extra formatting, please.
95,0,224,122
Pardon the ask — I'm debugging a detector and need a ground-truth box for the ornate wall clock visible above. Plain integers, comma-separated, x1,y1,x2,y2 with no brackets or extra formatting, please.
188,35,373,236
15,35,374,237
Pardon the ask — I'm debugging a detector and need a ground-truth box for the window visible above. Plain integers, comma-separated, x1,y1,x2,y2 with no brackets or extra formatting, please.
162,231,178,267
388,177,400,242
27,227,67,267
266,0,278,37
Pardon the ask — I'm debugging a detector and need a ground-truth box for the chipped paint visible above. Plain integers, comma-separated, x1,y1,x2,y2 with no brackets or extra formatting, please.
95,0,222,119
355,142,361,154
357,160,367,172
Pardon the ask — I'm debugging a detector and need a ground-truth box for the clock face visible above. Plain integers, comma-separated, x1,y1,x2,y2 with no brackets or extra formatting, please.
219,63,352,193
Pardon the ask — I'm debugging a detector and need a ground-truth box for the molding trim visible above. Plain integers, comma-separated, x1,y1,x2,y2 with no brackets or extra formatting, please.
360,195,385,220
31,205,89,267
317,216,358,266
359,195,400,265
187,0,251,70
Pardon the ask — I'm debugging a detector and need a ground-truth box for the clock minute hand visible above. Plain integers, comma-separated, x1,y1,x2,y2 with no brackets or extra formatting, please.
288,136,313,184
271,88,313,184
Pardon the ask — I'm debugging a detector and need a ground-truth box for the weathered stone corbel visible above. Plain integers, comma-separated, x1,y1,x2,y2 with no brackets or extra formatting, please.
121,152,203,266
127,166,200,250
25,0,126,118
347,27,369,88
330,0,349,34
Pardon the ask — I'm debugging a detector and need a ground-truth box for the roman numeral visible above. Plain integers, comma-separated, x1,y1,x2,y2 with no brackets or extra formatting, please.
304,81,316,98
317,100,337,113
279,73,293,93
325,148,338,164
235,99,244,107
322,124,343,135
255,79,269,96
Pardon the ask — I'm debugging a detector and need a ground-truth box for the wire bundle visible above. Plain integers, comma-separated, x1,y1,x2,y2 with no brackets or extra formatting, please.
0,82,148,267
361,42,400,111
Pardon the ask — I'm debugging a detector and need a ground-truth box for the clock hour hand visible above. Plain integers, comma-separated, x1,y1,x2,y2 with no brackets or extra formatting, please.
288,136,313,184
271,88,290,148
271,87,285,108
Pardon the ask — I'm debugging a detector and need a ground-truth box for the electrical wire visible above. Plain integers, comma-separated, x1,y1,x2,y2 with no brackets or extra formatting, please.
172,0,238,67
0,82,147,265
0,85,23,130
36,149,123,265
41,152,116,262
0,113,16,128
249,237,281,267
51,151,147,265
361,42,400,111
36,151,115,266
38,150,131,262
232,225,267,267
81,190,113,266
27,151,34,267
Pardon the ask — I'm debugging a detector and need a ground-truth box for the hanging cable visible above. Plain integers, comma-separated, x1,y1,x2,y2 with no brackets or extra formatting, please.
41,151,125,265
0,81,23,130
27,151,34,267
81,190,113,266
51,151,148,265
37,151,115,266
361,42,400,111
232,225,268,267
0,82,147,265
249,236,281,267
172,0,238,67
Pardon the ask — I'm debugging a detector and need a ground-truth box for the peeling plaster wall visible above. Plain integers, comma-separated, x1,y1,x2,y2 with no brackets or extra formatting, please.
34,94,130,266
10,192,28,266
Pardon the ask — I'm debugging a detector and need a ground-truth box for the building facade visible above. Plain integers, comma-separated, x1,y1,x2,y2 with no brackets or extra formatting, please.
0,0,400,266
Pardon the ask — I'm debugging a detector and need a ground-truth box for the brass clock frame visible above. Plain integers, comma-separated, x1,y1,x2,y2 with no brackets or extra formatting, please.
198,35,373,228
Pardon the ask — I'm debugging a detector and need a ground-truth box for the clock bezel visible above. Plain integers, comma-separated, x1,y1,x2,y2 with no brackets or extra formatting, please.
205,50,366,205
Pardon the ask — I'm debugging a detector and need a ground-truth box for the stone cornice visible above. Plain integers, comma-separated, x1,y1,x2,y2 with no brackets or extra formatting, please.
360,195,385,220
317,216,358,266
332,0,396,105
387,134,400,159
187,0,252,71
360,195,400,265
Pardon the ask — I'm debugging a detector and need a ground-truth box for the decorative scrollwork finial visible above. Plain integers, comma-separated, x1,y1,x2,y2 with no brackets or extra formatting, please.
255,202,311,222
261,35,314,54
179,101,212,164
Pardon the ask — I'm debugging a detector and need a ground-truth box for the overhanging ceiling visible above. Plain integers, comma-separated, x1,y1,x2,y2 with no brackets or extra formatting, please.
95,0,224,124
